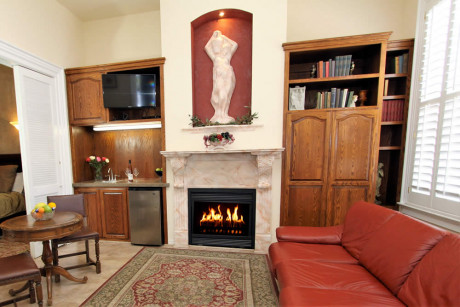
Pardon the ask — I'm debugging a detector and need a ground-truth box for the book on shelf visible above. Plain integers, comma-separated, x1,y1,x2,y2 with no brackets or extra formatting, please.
309,88,357,109
384,79,389,96
382,99,405,121
316,54,352,78
390,53,409,74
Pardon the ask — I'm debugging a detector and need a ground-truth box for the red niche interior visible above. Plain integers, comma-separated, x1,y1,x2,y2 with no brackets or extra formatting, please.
191,9,253,123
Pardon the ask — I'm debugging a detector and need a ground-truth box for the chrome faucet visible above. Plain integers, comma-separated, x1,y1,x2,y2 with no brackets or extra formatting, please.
106,168,119,182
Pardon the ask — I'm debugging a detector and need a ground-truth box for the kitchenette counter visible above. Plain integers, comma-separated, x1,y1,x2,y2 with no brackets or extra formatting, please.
73,178,169,188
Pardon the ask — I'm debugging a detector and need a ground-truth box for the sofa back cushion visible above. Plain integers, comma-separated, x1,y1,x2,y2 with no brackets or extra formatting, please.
342,201,397,259
397,233,460,306
359,212,446,295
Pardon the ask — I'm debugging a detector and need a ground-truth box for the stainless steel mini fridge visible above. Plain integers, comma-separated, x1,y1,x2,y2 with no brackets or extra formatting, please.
128,187,163,245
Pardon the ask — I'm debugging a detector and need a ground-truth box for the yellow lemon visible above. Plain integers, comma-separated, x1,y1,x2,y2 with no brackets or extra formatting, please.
48,202,56,208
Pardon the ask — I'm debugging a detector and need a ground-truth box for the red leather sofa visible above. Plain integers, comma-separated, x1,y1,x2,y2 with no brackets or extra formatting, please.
269,201,460,306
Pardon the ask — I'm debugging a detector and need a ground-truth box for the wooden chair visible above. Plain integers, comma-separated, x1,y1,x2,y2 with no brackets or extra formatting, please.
47,194,101,282
0,252,43,306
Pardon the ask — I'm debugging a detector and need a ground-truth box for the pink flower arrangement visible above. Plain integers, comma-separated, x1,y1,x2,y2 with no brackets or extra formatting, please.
86,156,109,181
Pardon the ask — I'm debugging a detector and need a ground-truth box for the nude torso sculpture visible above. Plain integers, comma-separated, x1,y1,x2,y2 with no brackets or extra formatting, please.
205,30,238,124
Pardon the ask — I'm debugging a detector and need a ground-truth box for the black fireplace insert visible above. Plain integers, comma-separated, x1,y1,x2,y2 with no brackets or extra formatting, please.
188,188,256,249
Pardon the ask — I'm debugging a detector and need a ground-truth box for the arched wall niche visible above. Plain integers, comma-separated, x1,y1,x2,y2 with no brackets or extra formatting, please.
191,9,253,123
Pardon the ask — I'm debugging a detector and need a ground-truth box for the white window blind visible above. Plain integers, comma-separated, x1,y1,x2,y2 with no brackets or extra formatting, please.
403,0,460,224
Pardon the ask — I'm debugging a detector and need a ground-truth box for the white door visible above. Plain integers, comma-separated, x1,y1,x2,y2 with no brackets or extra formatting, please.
14,66,63,256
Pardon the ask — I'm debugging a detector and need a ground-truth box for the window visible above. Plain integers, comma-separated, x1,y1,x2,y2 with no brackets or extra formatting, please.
401,0,460,230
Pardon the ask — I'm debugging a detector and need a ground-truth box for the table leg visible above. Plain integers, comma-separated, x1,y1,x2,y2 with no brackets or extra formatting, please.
41,240,88,306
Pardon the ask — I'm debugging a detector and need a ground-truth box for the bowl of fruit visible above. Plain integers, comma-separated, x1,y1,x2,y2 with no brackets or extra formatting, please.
30,202,56,221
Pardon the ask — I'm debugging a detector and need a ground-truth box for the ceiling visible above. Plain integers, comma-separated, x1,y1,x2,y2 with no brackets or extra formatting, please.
57,0,160,21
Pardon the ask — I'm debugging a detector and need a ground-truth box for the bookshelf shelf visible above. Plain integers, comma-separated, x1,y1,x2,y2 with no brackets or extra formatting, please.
379,146,402,151
377,39,414,208
289,73,380,84
384,73,408,78
384,95,406,100
381,121,404,125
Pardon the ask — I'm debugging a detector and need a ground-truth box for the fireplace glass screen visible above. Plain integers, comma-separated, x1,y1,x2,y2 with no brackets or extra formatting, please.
188,188,256,249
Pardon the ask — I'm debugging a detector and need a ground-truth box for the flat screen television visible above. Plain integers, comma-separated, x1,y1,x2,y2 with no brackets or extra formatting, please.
102,74,157,108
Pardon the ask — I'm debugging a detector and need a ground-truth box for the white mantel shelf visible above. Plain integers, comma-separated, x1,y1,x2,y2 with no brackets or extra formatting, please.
161,148,283,253
161,148,283,157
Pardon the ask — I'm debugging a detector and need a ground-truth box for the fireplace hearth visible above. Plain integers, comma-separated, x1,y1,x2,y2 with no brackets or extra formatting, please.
188,188,256,249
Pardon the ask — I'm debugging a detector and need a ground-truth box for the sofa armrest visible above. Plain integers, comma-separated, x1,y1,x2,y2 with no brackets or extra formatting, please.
276,225,343,244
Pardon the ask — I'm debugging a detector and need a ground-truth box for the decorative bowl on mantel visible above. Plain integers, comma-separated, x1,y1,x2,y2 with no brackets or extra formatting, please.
203,132,235,150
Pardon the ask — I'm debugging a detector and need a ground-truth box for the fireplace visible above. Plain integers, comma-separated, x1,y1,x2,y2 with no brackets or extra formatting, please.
188,188,256,249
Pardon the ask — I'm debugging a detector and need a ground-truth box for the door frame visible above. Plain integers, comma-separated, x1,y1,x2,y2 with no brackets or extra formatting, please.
0,39,73,255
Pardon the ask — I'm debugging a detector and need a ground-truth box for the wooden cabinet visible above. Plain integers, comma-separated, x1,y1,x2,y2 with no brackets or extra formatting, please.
377,39,414,208
65,58,165,126
66,72,108,125
281,33,390,227
75,187,129,240
99,188,129,240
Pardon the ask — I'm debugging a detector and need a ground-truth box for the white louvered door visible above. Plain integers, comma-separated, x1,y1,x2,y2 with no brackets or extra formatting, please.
13,66,63,256
404,0,460,220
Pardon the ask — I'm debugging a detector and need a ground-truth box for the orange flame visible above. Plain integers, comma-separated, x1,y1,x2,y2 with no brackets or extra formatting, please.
200,204,245,229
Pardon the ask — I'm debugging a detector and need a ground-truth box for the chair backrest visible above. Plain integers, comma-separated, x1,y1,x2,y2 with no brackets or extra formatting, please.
47,194,86,217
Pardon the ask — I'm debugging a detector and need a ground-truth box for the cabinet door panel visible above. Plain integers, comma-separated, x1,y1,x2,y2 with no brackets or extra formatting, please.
100,188,129,240
74,188,102,235
67,73,107,125
331,110,379,181
327,186,369,225
288,113,330,181
285,185,324,226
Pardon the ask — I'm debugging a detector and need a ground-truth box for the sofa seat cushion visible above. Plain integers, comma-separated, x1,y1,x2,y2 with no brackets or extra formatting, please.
276,260,392,295
279,287,405,307
359,212,446,295
397,233,460,307
269,242,358,272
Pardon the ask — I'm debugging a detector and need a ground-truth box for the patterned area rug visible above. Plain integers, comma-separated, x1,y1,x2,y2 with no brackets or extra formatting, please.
0,238,29,258
81,247,278,307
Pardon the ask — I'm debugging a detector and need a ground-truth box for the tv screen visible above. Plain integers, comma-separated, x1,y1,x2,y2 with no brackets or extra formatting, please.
102,74,157,108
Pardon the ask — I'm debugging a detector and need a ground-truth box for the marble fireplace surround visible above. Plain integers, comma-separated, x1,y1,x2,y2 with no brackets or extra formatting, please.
161,149,283,252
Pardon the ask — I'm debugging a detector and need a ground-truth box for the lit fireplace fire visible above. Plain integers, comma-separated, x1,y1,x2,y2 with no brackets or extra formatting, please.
199,204,245,234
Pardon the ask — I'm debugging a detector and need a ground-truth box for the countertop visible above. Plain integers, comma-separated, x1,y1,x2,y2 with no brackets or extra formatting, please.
73,178,169,188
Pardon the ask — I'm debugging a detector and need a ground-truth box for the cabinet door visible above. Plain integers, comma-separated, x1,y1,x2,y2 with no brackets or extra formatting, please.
281,111,331,226
66,72,108,125
326,109,380,225
74,188,102,235
99,188,129,240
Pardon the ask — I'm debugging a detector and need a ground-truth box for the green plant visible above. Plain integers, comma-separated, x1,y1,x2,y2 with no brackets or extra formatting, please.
189,107,258,127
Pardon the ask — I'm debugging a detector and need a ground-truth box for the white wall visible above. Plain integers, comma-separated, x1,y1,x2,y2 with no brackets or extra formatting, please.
160,0,287,243
82,10,162,66
0,0,83,68
287,0,418,42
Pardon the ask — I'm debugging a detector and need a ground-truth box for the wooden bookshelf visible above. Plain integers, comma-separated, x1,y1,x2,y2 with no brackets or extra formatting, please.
280,32,391,227
377,39,414,208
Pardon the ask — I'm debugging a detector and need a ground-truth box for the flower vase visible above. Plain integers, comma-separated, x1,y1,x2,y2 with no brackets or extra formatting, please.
93,167,103,181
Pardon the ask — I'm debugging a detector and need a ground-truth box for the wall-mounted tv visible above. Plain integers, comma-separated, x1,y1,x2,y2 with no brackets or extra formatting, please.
102,74,157,108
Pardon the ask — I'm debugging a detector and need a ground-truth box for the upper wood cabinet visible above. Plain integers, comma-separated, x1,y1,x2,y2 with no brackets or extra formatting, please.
281,33,390,227
66,72,108,125
65,58,165,126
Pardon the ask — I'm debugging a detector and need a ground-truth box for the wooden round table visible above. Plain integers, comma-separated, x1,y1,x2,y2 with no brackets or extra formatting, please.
0,212,88,306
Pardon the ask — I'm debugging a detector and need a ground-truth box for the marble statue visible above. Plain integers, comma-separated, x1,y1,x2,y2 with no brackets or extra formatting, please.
205,30,238,124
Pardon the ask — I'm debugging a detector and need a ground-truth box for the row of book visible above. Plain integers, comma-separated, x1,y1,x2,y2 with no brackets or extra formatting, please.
309,88,358,109
316,55,353,78
387,53,409,74
382,100,404,121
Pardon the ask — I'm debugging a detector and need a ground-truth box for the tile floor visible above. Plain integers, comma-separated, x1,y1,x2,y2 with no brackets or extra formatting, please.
0,240,142,306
